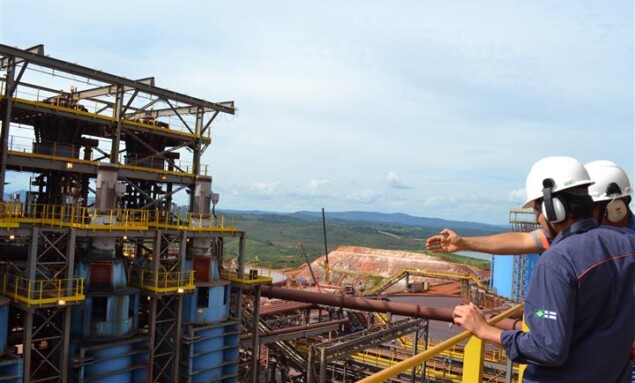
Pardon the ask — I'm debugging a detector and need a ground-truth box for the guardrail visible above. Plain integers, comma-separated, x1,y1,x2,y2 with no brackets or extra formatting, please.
0,202,237,232
2,273,85,306
127,268,195,294
221,270,273,286
356,304,525,383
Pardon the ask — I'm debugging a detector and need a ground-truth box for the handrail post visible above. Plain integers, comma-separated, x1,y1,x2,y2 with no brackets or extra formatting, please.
462,336,485,383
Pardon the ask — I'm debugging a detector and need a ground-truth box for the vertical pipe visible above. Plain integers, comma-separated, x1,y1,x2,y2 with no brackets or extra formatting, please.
411,321,419,383
319,347,327,383
61,229,76,383
110,85,124,164
27,227,39,280
23,310,33,383
61,307,72,383
172,231,187,383
148,296,157,381
24,225,39,383
306,347,314,383
65,229,76,296
505,356,513,383
321,208,329,284
422,320,429,383
173,294,184,383
250,285,261,383
192,108,203,177
0,56,15,198
238,232,246,278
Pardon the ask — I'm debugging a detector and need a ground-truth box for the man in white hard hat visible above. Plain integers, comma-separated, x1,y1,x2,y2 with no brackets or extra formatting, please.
452,156,635,383
425,159,634,254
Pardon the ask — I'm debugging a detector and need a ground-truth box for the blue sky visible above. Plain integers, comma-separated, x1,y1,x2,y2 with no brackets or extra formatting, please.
1,1,633,225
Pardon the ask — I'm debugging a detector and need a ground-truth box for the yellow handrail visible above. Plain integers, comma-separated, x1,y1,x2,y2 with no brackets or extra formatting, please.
127,268,195,293
356,304,524,383
2,273,85,306
0,202,237,232
220,270,273,285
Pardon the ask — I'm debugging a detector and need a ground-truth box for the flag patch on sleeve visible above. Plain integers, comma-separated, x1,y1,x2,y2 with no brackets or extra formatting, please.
535,309,557,320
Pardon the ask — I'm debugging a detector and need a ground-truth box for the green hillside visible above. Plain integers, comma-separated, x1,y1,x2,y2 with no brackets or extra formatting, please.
221,212,494,270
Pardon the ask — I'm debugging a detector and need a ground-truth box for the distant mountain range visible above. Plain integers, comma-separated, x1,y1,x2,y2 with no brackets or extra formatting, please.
2,188,505,232
222,209,506,232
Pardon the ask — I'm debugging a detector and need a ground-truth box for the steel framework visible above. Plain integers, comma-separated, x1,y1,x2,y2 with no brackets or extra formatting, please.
0,43,251,383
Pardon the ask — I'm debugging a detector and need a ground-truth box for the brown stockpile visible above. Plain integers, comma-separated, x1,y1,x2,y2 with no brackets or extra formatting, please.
285,246,489,294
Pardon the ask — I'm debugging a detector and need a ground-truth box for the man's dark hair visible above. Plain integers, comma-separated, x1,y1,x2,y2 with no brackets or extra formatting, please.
558,192,594,219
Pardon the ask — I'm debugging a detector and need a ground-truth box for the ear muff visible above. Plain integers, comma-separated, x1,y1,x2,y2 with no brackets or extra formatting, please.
605,198,628,223
542,178,567,223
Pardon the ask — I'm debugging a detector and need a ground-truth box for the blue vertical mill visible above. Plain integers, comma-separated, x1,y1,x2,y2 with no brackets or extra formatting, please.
0,44,254,383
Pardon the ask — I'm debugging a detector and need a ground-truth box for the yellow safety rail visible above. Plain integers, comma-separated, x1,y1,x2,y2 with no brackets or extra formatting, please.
147,212,238,233
0,202,238,233
0,202,21,228
379,332,508,366
127,268,195,294
220,270,273,285
2,203,149,231
352,351,463,382
2,273,85,306
356,304,524,383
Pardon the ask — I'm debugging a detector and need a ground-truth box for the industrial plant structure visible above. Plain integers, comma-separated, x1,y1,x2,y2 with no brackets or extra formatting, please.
0,44,525,383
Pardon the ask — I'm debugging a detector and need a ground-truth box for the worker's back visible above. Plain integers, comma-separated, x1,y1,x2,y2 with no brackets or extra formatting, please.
523,221,635,383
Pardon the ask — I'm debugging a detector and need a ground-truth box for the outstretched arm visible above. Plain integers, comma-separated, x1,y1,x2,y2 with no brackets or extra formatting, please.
426,228,544,255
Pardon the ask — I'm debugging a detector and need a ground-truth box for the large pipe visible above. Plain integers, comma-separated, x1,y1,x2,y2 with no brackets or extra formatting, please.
260,286,522,330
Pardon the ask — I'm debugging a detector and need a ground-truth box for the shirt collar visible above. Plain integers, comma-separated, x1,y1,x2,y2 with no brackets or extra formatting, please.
551,218,598,246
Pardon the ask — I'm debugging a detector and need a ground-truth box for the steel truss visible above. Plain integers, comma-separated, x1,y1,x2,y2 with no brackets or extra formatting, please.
307,317,427,383
144,230,186,383
5,227,77,383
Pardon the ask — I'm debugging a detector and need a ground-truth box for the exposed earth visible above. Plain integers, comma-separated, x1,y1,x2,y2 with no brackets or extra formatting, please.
283,246,489,295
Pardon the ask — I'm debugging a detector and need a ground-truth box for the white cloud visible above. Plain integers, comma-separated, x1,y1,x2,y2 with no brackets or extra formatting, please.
248,182,280,196
308,179,331,192
386,172,412,189
1,1,631,225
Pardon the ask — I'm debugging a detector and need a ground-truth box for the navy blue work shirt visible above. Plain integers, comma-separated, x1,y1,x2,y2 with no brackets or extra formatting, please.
501,218,635,383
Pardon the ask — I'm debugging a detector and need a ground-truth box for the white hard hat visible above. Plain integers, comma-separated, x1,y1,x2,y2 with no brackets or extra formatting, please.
523,156,594,208
584,160,632,202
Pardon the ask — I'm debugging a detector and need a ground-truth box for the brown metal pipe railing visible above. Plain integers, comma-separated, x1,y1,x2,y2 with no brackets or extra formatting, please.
260,286,521,330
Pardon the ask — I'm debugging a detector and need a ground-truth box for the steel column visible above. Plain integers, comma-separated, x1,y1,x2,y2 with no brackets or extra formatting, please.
110,85,124,163
0,55,14,198
250,285,262,383
61,229,76,383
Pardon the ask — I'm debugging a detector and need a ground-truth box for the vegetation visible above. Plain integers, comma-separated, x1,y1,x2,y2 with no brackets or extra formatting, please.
221,212,493,270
